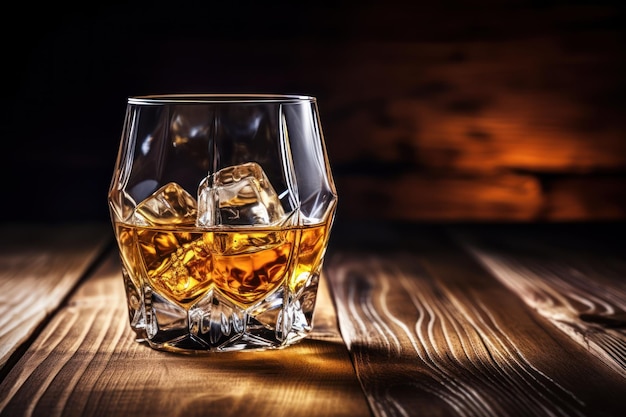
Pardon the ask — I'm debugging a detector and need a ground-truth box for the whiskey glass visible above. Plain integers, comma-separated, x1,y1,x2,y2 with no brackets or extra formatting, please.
108,94,337,352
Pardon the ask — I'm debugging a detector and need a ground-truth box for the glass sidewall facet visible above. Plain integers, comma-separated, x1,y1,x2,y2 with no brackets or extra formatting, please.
108,95,337,352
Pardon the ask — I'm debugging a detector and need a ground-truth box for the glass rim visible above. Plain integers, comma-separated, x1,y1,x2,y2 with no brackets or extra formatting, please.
127,94,317,105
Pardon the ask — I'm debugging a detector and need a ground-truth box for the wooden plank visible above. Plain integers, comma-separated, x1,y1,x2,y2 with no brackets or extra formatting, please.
319,31,626,222
335,173,626,222
326,224,625,417
451,223,626,377
0,223,112,372
0,249,371,417
336,173,543,221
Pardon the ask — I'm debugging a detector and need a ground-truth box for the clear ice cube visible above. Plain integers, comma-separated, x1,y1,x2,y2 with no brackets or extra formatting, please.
134,182,198,225
197,162,286,226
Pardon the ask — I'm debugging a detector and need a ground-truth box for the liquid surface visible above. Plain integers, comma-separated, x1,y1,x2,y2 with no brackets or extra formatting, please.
115,223,329,305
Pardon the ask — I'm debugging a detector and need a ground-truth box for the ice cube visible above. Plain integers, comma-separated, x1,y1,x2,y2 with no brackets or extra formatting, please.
135,182,198,225
197,162,286,226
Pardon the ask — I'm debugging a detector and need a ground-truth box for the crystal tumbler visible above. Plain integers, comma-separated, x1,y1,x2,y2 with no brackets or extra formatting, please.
108,94,337,352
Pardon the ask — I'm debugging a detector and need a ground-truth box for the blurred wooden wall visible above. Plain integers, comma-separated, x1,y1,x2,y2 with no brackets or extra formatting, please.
316,2,626,222
4,1,625,223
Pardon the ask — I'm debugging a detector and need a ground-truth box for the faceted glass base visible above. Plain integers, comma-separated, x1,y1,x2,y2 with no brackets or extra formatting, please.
121,266,319,353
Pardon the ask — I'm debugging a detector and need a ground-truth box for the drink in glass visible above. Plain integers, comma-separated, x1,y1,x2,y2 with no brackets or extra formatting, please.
108,95,337,352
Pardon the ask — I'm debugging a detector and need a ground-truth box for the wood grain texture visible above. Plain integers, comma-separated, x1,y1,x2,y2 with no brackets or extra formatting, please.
0,250,371,417
326,224,625,417
336,173,543,221
326,36,626,173
319,13,626,221
0,223,111,371
451,224,626,377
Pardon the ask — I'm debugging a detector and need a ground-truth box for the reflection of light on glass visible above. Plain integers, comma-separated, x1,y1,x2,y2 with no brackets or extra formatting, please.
141,134,153,155
247,113,262,135
225,110,263,137
190,126,203,137
172,114,187,147
174,126,205,147
172,115,212,147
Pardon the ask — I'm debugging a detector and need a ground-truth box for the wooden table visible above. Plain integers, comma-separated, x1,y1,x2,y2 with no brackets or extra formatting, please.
1,221,624,417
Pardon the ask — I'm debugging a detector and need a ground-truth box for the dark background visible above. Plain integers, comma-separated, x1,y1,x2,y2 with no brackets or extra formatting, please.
3,1,625,225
